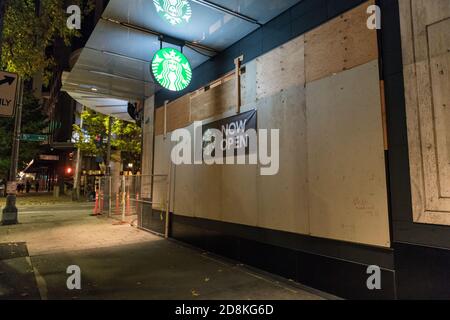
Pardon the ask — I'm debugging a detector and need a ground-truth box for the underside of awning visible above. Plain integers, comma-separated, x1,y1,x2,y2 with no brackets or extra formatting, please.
62,0,302,121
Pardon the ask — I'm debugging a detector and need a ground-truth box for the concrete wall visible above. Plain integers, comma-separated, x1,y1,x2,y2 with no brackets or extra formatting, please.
399,0,450,226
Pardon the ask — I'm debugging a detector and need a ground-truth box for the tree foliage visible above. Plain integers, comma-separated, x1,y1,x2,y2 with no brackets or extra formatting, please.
0,93,48,178
0,0,94,180
1,0,93,82
73,109,142,165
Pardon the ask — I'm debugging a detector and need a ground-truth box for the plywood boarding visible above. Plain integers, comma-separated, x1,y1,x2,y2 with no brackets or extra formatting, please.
154,107,164,136
193,164,222,220
148,1,391,246
190,78,236,121
152,135,172,211
399,0,450,225
172,164,195,217
256,87,309,235
222,164,258,226
306,60,390,247
154,95,191,136
155,61,257,130
171,124,195,217
304,0,378,83
256,35,305,100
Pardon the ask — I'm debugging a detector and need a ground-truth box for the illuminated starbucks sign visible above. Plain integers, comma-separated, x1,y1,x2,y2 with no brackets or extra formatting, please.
151,48,192,92
153,0,192,26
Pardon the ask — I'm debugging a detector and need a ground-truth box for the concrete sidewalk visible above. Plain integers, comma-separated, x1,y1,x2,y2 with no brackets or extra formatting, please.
0,200,325,300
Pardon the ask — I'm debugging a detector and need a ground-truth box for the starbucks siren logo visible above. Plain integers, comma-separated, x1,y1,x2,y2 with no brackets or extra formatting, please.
153,0,192,26
151,48,192,92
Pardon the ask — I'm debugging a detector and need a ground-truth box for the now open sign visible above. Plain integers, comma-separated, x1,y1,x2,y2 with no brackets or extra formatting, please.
0,71,18,118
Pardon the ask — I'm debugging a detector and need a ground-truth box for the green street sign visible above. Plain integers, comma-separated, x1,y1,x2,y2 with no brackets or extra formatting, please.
21,134,47,142
151,48,192,92
153,0,192,26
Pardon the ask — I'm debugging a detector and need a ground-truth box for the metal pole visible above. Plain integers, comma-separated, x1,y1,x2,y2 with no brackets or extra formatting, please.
164,164,172,239
163,100,168,139
10,78,23,181
121,175,126,222
108,176,112,217
106,116,113,175
234,56,243,114
73,106,84,201
2,77,24,225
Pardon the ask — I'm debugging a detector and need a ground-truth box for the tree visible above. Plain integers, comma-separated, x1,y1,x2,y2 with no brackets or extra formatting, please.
0,93,48,179
1,0,93,84
0,0,7,64
0,0,93,181
73,109,142,170
111,118,142,166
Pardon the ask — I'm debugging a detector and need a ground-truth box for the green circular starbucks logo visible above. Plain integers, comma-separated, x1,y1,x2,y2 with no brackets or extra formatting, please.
153,0,192,26
151,48,192,92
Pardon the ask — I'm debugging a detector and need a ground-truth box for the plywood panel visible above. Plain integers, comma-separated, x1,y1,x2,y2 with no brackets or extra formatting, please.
222,164,258,226
191,79,236,121
306,60,390,247
256,87,309,235
193,164,222,220
154,95,191,136
172,163,195,217
152,135,172,211
167,95,191,132
400,0,450,225
256,35,305,100
154,107,164,136
305,0,378,83
172,124,195,217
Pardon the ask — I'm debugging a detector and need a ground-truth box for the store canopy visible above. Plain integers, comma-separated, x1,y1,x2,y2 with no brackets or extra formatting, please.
62,0,301,121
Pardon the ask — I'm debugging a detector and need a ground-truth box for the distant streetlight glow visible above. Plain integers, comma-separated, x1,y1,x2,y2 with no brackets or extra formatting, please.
153,0,192,26
151,48,192,92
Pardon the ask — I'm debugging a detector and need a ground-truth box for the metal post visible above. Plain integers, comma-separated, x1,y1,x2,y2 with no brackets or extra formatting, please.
72,106,84,201
164,164,172,239
108,176,112,217
121,175,126,222
234,56,243,114
2,77,24,225
106,116,113,175
10,78,23,181
163,100,168,139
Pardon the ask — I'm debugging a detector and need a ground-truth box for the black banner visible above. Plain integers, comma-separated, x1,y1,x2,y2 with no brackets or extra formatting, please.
202,109,257,158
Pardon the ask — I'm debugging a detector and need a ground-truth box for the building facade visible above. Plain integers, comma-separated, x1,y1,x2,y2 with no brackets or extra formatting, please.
63,0,450,299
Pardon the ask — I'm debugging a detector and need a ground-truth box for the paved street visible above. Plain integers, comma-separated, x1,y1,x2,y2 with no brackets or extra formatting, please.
0,199,325,300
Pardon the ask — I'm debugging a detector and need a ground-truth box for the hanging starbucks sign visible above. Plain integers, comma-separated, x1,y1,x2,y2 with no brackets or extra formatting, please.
151,48,192,92
153,0,192,26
